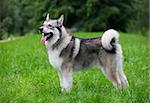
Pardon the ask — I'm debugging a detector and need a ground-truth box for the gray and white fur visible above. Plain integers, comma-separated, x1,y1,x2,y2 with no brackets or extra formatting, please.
39,14,129,92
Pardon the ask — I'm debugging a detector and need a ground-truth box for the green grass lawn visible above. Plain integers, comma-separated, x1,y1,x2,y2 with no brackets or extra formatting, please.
0,32,149,103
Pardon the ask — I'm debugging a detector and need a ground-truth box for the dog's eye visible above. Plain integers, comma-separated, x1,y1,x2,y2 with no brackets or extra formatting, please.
48,24,54,29
48,24,52,27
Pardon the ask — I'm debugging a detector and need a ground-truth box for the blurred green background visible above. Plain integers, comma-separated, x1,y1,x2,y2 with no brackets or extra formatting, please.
0,0,149,39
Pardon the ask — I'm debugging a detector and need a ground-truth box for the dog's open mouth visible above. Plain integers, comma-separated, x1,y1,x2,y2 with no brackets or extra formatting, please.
41,32,53,44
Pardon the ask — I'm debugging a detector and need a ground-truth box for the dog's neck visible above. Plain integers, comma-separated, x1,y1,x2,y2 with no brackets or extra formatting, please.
60,26,70,37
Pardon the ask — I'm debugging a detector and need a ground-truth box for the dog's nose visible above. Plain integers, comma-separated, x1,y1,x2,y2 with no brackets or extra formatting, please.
39,27,43,33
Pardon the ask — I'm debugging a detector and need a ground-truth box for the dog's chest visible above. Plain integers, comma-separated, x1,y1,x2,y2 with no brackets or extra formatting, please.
47,49,63,69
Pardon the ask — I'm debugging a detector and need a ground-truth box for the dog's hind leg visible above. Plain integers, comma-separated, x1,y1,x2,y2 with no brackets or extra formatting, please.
116,56,129,88
99,53,121,88
58,64,73,92
103,66,121,88
118,68,129,88
116,44,129,88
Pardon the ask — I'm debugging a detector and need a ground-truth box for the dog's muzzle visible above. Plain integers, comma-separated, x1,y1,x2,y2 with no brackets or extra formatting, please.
41,32,53,45
39,27,54,45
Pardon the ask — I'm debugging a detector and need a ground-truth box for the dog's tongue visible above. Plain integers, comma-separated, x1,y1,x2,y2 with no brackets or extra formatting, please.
41,36,46,45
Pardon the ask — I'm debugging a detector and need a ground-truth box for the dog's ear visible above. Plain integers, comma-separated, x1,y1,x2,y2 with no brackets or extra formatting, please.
57,14,64,26
46,13,50,21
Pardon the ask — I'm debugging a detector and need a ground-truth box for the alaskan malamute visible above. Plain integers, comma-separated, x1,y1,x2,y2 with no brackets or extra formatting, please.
39,14,129,92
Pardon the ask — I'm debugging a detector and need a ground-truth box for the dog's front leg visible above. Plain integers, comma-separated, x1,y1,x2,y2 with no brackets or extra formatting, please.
58,66,72,92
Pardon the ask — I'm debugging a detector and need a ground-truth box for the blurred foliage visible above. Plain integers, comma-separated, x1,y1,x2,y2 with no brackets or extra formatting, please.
127,0,149,36
0,0,149,39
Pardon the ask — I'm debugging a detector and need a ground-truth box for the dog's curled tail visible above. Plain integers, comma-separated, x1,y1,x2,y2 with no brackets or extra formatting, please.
101,29,119,52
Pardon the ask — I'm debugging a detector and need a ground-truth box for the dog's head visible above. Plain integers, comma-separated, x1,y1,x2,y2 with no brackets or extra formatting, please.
39,14,64,45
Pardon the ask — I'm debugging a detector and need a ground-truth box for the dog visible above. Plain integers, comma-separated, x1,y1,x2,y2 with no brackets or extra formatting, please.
39,14,129,92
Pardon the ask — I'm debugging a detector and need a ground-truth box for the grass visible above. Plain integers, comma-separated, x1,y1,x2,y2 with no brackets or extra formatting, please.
0,32,149,103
